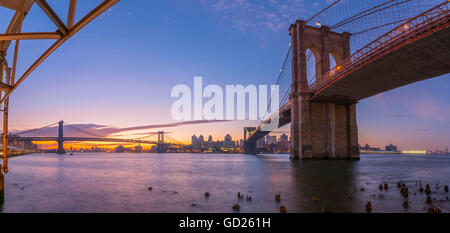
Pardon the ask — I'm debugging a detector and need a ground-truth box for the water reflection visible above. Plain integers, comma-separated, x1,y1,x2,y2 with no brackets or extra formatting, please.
1,153,449,213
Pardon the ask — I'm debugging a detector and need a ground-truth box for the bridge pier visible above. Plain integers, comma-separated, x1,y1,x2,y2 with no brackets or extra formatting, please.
244,141,257,154
289,20,359,160
291,100,359,159
243,127,257,154
56,121,65,154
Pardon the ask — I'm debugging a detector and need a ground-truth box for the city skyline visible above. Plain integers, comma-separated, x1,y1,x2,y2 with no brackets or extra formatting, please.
1,0,449,151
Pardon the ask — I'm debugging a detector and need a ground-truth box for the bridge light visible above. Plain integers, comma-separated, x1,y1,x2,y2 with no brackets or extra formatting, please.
336,66,342,71
315,21,321,26
403,25,409,29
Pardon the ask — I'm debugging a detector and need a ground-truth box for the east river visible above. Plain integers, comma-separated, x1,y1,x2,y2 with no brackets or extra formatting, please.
1,153,449,213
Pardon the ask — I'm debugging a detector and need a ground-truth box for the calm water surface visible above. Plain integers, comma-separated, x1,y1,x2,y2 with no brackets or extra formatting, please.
1,153,449,213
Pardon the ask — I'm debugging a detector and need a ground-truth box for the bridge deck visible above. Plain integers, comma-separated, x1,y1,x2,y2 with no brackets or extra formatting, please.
313,17,450,102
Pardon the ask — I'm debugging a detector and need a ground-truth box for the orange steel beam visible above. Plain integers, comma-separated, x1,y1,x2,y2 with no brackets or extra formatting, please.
0,1,33,51
0,0,120,106
0,38,64,108
34,0,68,35
69,0,120,37
0,0,25,11
0,82,12,91
67,0,77,28
0,32,62,41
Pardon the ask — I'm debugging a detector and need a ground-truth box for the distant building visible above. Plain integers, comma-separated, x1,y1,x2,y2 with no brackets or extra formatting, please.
135,145,142,152
385,144,398,152
280,134,288,144
198,135,205,148
280,134,289,153
208,135,213,143
265,135,277,145
257,138,265,148
362,144,381,151
114,145,128,153
191,134,201,150
223,134,234,148
191,135,198,145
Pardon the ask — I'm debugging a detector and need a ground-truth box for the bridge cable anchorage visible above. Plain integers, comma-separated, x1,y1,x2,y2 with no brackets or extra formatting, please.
15,121,59,135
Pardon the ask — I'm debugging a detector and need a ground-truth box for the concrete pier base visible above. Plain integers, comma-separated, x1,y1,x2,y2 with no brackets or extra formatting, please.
291,101,359,160
244,141,257,154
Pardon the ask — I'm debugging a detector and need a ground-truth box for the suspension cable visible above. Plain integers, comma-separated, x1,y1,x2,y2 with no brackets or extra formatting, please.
352,17,411,36
66,124,104,138
306,0,342,23
165,134,185,145
332,0,412,29
15,121,59,135
261,45,292,120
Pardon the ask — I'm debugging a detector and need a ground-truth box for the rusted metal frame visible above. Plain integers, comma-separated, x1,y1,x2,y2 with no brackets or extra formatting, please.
0,0,120,106
69,0,120,37
67,0,77,28
0,38,67,107
34,0,68,36
0,0,24,11
0,32,61,41
1,22,23,173
0,1,34,51
2,63,11,173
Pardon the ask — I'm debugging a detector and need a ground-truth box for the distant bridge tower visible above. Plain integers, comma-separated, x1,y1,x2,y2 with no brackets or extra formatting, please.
56,120,65,154
157,131,165,153
289,20,359,160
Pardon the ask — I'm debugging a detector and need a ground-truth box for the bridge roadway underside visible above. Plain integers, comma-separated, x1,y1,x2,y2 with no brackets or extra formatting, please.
245,25,450,156
314,26,450,102
244,107,291,154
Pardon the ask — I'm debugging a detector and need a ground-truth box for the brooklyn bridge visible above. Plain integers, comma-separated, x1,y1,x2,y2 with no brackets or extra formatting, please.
244,1,450,160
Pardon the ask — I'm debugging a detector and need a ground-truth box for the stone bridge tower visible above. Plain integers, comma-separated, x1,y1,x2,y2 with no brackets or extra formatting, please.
289,20,359,160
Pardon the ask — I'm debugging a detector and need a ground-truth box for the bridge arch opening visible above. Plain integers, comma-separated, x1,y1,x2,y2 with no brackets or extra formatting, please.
305,48,317,85
329,52,337,70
